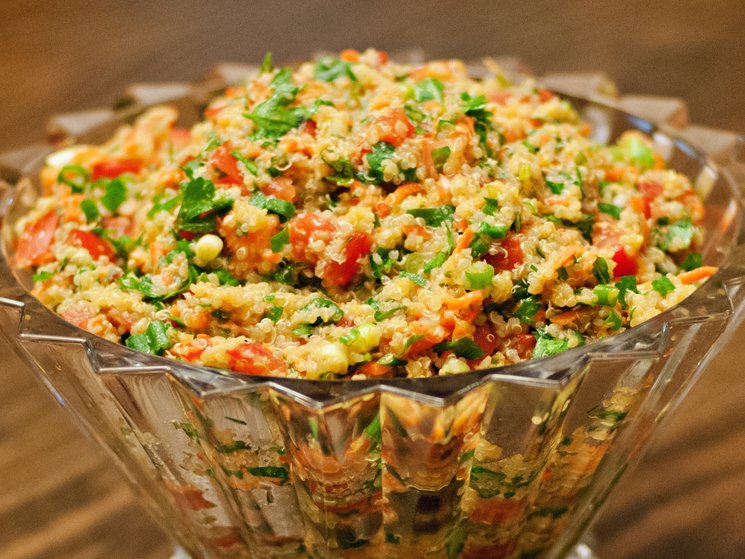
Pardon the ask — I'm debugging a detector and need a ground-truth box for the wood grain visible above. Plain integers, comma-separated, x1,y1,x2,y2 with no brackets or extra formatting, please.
1,2,744,557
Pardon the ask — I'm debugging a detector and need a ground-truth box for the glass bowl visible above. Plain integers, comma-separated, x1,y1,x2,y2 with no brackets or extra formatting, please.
1,71,745,559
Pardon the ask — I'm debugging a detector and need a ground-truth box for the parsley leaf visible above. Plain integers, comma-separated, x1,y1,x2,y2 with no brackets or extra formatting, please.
482,197,499,216
365,141,396,183
593,257,611,284
315,56,357,82
652,276,675,295
659,219,694,251
125,321,171,355
598,203,622,220
681,252,703,271
101,178,127,212
533,329,569,359
414,78,444,102
433,337,485,360
399,271,427,286
515,296,541,323
322,154,356,185
80,199,99,222
249,191,296,222
176,177,233,233
615,274,639,308
461,92,493,145
270,227,289,252
407,205,455,227
246,68,306,139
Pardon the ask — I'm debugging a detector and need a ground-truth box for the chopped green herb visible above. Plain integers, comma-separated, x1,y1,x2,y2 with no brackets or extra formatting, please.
249,191,295,222
365,141,396,183
652,275,675,296
378,354,407,366
315,56,357,82
370,248,395,279
593,257,611,284
594,284,619,306
681,252,703,271
433,337,485,360
263,305,283,322
101,178,127,212
292,323,313,337
515,296,542,323
246,466,289,481
366,298,401,321
322,154,356,185
482,197,499,216
211,309,230,321
598,202,622,219
246,68,307,139
533,329,569,358
399,271,427,286
622,135,655,168
414,78,444,102
32,270,54,282
424,250,449,273
407,205,455,227
231,150,259,175
477,221,508,239
512,279,531,299
80,199,100,222
615,275,639,308
522,139,540,153
606,309,623,330
300,297,344,324
259,52,273,74
176,177,233,233
431,146,451,172
270,227,289,252
660,219,694,251
147,193,181,218
557,267,569,281
125,320,171,355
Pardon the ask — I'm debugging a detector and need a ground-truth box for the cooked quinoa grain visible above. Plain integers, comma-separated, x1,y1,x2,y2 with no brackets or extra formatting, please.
15,49,716,379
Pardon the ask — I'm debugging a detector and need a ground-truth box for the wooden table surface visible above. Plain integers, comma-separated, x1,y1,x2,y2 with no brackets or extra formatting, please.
1,2,744,558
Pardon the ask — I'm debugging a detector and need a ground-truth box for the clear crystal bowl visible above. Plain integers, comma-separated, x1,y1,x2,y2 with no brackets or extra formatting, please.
1,74,744,559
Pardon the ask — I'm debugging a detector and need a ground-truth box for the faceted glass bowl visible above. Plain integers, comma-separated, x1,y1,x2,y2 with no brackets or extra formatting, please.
1,74,745,559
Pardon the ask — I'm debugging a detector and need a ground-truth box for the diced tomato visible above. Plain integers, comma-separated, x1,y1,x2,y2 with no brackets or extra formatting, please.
15,210,58,268
375,108,416,146
611,247,638,277
323,232,372,287
60,302,96,329
638,180,663,201
261,176,296,202
101,215,133,236
209,146,243,185
473,323,499,355
511,334,536,360
537,88,554,102
91,159,142,181
175,335,211,362
167,484,215,511
356,362,393,377
378,50,389,64
67,229,116,260
340,49,360,62
483,235,524,273
299,119,317,137
227,342,288,375
288,212,337,264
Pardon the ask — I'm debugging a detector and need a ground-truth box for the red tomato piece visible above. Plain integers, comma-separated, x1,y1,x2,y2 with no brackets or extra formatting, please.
473,323,499,355
612,247,638,277
483,235,524,273
288,212,337,264
67,229,116,261
261,177,296,202
323,232,372,287
375,108,415,146
209,146,243,185
91,159,142,181
638,180,663,201
101,215,133,236
227,342,288,376
15,210,58,268
511,334,537,360
299,119,317,137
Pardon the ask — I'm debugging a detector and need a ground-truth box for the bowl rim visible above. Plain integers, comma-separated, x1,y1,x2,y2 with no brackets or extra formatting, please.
1,89,744,406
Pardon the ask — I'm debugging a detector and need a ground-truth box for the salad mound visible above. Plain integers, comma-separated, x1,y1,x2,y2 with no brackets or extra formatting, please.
16,48,714,379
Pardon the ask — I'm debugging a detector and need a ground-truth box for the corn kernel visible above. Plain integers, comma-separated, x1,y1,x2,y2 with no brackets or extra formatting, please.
194,234,224,266
317,341,350,374
349,323,381,353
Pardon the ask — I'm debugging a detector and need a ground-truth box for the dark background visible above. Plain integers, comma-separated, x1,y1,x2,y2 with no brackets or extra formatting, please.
1,2,744,558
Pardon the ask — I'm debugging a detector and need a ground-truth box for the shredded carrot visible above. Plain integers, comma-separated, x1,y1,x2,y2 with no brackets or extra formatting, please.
385,182,423,205
549,309,583,326
421,138,437,179
679,266,717,284
604,167,627,182
357,362,392,377
455,227,474,251
340,49,360,62
402,224,431,239
444,291,484,311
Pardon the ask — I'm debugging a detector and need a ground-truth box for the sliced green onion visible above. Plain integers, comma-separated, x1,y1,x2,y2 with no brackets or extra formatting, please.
58,165,90,193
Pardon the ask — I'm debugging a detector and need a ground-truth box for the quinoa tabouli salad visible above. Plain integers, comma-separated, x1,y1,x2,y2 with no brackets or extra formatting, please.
14,48,715,380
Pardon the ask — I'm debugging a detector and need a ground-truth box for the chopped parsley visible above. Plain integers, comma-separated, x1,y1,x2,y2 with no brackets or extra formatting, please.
58,165,89,193
249,191,296,222
270,227,289,252
433,337,485,360
593,257,611,284
681,252,703,271
652,275,675,296
245,68,307,140
414,78,444,102
515,296,541,323
365,141,396,183
315,56,357,82
80,199,99,222
533,329,569,359
125,321,171,355
406,205,455,227
175,177,233,233
101,178,127,212
598,202,622,220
